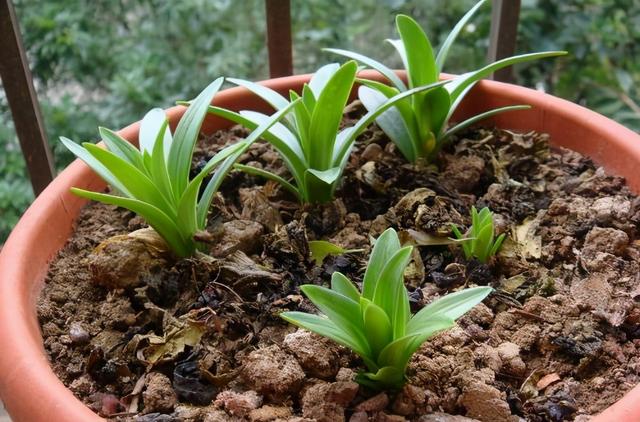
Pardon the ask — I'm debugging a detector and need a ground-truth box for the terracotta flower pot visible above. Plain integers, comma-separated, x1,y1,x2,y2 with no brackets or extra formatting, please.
1,72,639,421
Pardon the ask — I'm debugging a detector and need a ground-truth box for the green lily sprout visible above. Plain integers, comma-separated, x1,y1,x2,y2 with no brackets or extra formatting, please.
281,227,492,390
452,206,505,263
61,78,297,257
207,61,448,203
326,1,567,163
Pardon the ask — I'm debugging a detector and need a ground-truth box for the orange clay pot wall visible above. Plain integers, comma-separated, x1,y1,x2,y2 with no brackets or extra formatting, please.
1,72,639,421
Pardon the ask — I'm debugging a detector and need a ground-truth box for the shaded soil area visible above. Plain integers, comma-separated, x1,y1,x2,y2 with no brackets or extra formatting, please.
38,103,640,421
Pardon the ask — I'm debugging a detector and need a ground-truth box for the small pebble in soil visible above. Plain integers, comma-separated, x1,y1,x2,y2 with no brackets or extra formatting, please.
301,380,359,422
143,372,177,414
214,389,262,417
68,322,90,344
240,345,305,400
100,393,123,416
417,412,480,421
355,392,389,412
248,405,293,421
283,329,341,379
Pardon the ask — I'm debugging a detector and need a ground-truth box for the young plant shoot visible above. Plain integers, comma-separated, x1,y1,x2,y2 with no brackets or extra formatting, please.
326,0,567,163
281,228,492,390
61,78,297,257
207,61,448,203
452,206,505,263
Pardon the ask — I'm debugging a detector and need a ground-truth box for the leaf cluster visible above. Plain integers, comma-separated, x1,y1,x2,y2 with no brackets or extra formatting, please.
208,62,448,203
62,78,297,257
281,228,492,390
452,206,505,263
327,0,566,163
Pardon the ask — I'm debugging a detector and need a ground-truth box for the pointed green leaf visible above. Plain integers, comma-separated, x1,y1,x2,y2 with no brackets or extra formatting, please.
308,63,342,98
98,127,145,171
302,168,339,204
358,366,405,390
289,90,312,157
378,316,455,368
83,143,175,216
60,137,131,196
308,61,357,169
358,85,417,162
228,77,290,110
169,77,224,196
372,246,413,320
280,312,371,359
139,108,171,157
435,0,489,71
407,286,492,335
362,228,402,300
362,300,393,358
396,15,438,87
475,222,494,262
447,51,568,101
148,116,175,203
392,277,410,339
301,85,317,111
334,81,449,166
306,167,341,185
300,284,369,352
443,105,531,140
331,272,361,302
324,48,406,91
491,233,506,256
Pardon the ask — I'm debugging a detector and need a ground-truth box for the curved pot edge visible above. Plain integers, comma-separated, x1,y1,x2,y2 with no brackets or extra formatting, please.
1,72,639,421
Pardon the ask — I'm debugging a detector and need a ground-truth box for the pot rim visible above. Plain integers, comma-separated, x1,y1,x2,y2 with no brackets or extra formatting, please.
1,71,639,421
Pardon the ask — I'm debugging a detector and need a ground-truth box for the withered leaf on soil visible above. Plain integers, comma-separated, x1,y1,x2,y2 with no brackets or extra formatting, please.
514,217,542,259
500,274,527,294
500,215,542,261
536,373,561,390
399,229,464,247
127,307,215,366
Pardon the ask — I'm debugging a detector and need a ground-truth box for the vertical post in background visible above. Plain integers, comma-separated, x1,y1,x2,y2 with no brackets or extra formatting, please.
0,0,54,195
488,0,521,83
265,0,293,78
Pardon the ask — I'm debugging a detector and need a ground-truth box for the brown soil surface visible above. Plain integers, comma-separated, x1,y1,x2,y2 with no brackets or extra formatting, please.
38,103,640,421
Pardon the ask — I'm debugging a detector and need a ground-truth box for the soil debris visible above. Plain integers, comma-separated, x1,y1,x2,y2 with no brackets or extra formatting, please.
38,116,640,421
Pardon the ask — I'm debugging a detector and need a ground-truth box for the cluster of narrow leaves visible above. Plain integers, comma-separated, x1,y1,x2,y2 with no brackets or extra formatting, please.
207,61,448,203
452,206,505,263
62,78,297,257
281,228,492,390
327,0,566,163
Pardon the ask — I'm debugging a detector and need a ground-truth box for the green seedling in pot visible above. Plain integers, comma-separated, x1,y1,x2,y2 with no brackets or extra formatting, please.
206,61,449,203
281,227,492,390
327,0,566,163
62,77,298,257
452,206,505,263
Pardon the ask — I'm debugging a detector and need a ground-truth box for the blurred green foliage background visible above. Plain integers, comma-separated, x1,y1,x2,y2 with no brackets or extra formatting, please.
1,0,639,241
